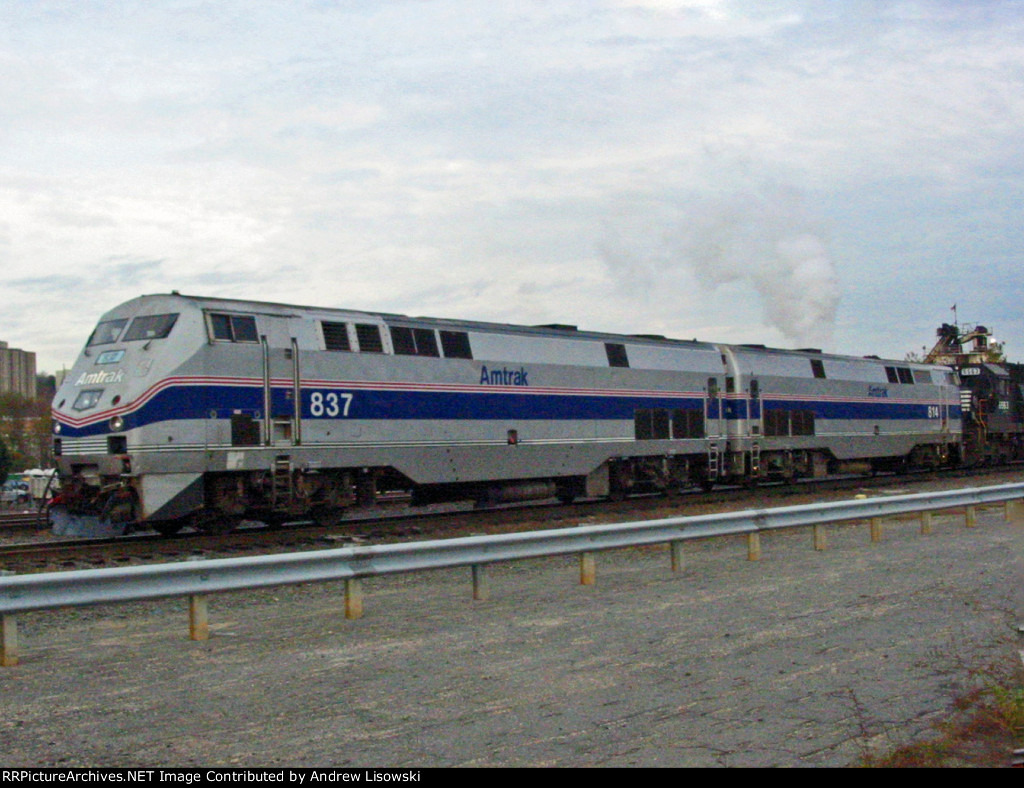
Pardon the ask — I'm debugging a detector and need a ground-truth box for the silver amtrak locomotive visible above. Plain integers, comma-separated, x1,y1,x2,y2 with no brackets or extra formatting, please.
50,293,963,536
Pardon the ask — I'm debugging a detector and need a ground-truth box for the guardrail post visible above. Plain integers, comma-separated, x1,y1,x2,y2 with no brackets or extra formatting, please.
965,505,978,528
813,524,826,551
188,595,209,641
1,613,17,667
747,532,761,561
1006,499,1024,524
580,552,596,585
345,578,363,619
919,511,933,535
669,541,684,572
870,517,883,542
471,564,489,601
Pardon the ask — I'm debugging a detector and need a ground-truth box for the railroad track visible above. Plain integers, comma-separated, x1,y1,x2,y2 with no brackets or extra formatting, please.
2,465,1021,574
0,511,48,533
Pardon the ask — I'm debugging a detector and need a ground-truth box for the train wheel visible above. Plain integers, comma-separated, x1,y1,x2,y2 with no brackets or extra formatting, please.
190,510,241,534
311,506,347,528
608,462,634,501
555,478,583,505
152,521,185,536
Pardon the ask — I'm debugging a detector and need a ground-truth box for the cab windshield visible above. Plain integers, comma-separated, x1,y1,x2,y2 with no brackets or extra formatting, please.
124,313,178,341
87,319,129,346
86,313,179,347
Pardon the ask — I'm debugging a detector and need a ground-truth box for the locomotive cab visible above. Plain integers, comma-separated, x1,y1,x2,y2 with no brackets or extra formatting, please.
50,296,204,535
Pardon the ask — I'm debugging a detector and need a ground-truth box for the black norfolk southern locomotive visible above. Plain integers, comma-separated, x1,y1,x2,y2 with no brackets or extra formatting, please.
50,293,972,536
923,323,1024,464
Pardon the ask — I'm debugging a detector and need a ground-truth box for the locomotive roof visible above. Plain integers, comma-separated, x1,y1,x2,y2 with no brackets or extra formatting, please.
129,292,939,368
133,291,720,349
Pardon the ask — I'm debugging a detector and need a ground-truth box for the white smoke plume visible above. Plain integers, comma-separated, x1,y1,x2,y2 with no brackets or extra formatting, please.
601,183,839,348
674,187,838,347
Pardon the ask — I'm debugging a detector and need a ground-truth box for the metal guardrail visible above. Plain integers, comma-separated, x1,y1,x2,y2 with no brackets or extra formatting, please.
3,482,1024,665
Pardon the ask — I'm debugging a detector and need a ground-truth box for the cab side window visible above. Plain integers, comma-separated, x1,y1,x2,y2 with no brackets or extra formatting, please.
210,313,258,343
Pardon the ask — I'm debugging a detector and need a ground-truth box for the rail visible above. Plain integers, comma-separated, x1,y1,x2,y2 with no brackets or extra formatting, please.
3,482,1024,666
0,512,45,532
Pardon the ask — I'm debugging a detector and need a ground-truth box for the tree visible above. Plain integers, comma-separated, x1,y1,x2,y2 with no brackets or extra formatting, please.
0,390,53,469
0,435,10,483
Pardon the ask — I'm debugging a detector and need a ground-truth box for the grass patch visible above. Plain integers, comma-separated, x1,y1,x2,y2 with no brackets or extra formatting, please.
861,661,1024,768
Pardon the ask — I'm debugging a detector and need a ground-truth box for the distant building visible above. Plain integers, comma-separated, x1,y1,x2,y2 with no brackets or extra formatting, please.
0,341,37,399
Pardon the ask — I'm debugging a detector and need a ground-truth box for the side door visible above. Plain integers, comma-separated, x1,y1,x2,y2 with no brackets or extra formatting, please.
259,315,306,447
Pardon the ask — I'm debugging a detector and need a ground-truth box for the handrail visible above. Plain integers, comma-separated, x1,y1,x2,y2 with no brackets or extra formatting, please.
2,481,1023,665
260,334,271,446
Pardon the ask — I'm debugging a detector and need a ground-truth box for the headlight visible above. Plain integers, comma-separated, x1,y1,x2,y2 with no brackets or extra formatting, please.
110,416,125,432
53,422,62,435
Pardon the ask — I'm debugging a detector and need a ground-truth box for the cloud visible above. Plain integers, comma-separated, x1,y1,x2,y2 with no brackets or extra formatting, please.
1,1,1022,372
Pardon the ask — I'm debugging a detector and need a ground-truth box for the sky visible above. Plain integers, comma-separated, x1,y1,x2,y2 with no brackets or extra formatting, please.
2,0,1023,374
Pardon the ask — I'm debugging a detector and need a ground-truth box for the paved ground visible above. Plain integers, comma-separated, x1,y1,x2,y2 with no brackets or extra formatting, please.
2,504,1022,767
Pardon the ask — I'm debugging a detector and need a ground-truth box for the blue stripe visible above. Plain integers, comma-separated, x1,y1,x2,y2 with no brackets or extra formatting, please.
303,389,706,421
762,399,951,421
56,384,962,438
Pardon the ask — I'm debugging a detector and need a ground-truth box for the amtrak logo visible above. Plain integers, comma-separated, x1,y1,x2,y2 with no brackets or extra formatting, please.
75,369,125,386
479,366,530,386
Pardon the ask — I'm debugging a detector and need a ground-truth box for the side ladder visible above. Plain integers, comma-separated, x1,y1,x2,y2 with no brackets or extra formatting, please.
271,457,294,512
707,441,720,481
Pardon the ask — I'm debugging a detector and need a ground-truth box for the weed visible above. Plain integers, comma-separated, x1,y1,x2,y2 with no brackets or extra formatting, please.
861,661,1024,767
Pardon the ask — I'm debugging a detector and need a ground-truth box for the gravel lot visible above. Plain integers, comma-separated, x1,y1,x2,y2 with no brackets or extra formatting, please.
2,477,1023,767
